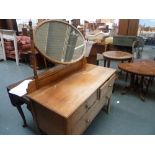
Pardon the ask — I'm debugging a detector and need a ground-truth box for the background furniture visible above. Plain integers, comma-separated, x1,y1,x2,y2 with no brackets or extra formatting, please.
86,42,108,65
118,60,155,101
0,19,18,34
0,29,19,65
4,35,31,63
113,35,137,47
113,35,137,52
118,19,139,36
29,51,55,69
132,36,145,59
7,78,32,127
102,51,133,67
0,41,3,60
114,19,139,53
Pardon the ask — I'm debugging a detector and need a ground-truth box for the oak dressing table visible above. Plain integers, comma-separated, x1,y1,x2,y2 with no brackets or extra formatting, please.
12,20,116,134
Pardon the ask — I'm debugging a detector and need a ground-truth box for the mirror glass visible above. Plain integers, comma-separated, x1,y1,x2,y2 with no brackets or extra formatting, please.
34,20,85,64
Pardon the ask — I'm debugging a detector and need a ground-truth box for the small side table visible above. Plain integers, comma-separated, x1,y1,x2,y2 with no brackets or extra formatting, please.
7,78,33,127
102,51,133,67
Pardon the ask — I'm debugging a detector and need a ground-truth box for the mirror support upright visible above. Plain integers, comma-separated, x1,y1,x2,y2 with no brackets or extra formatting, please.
29,20,38,88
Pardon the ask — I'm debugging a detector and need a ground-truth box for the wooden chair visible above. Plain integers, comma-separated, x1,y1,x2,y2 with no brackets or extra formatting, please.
132,36,144,59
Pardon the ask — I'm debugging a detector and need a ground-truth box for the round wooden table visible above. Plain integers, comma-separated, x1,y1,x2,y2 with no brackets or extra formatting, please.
118,60,155,77
103,51,133,67
118,60,155,101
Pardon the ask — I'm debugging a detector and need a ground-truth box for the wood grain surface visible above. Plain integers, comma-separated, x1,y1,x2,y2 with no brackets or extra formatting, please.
103,51,133,60
27,63,115,118
118,60,155,76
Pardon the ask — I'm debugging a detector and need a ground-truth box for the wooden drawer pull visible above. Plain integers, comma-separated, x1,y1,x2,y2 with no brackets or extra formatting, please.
85,119,90,123
85,104,89,110
106,96,109,99
108,84,112,87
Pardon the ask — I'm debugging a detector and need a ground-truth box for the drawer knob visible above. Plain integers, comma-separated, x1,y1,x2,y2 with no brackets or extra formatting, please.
108,84,112,87
106,96,109,99
85,104,89,110
86,119,90,123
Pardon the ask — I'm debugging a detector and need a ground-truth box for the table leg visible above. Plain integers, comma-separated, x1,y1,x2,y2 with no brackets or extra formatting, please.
125,73,128,82
134,75,139,91
139,76,145,101
121,73,135,95
104,58,107,67
102,98,111,114
106,98,111,114
130,73,135,88
16,105,27,127
107,59,110,68
145,77,153,93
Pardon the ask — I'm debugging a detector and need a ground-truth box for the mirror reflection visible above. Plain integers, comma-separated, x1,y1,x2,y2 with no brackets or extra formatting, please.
34,20,85,63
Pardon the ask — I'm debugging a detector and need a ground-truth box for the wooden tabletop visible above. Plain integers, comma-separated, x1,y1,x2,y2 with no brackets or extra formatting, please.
103,51,133,61
118,59,155,77
27,64,116,118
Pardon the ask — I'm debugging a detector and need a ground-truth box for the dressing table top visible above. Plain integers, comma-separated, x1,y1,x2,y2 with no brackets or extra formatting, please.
27,64,115,118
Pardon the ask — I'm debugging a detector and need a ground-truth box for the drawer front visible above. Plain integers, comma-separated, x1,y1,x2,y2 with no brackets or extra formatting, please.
69,91,98,126
72,97,106,134
99,74,116,100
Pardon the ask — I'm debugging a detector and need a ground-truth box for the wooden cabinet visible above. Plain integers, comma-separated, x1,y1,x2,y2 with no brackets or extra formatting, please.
118,19,139,36
27,59,116,134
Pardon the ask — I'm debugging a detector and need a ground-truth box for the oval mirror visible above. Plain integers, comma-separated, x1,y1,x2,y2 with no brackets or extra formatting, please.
34,20,85,64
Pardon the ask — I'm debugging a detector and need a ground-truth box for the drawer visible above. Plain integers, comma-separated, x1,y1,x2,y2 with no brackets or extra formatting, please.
72,97,106,134
98,74,116,100
69,90,97,126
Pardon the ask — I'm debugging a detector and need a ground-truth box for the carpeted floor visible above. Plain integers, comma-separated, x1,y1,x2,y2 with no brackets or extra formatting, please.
0,45,155,135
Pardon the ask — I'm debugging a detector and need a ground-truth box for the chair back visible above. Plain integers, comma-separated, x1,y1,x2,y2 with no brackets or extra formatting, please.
132,36,144,59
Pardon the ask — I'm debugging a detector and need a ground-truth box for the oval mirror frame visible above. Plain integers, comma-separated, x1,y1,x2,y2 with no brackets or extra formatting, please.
33,19,86,65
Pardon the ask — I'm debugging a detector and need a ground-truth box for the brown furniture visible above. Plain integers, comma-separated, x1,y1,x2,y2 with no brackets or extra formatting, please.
29,51,55,69
4,35,31,61
118,60,155,100
7,78,32,127
102,51,133,67
118,19,139,36
87,42,109,65
0,19,18,33
8,20,116,134
27,59,116,134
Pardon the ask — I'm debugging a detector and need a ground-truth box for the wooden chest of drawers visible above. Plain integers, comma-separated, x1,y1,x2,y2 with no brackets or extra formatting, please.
27,61,116,134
